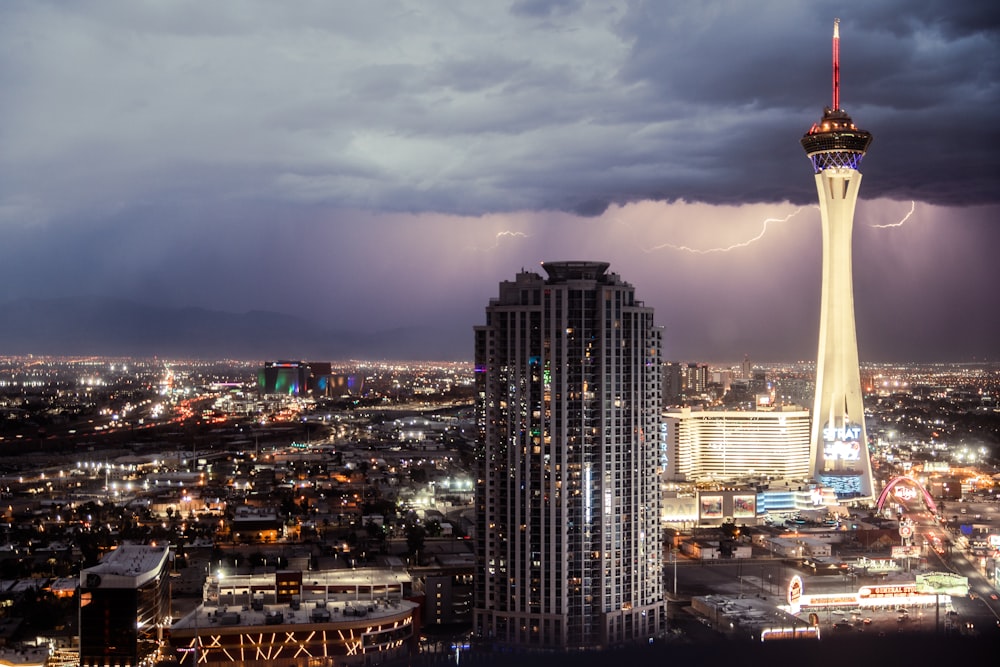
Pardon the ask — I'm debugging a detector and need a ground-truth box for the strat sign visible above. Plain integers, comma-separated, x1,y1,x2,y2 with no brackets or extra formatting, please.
823,423,862,461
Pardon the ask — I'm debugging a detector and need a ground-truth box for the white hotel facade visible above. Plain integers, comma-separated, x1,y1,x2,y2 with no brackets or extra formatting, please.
662,406,811,483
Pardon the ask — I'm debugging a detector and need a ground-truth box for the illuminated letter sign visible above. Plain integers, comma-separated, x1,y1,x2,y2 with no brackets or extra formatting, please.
823,422,862,461
894,486,917,502
859,584,915,599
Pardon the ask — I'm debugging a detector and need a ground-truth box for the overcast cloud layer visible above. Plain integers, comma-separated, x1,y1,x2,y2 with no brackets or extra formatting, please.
1,1,997,362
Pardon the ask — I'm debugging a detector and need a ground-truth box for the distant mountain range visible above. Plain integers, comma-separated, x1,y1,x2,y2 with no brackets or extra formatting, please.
0,297,468,361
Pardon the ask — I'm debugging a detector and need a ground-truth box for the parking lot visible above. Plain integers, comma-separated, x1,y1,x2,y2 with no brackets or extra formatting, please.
823,604,952,636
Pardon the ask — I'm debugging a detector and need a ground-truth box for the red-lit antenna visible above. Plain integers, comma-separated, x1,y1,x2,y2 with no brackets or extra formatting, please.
832,18,840,110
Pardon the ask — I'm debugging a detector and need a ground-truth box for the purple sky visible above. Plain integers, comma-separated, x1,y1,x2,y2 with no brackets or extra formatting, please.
1,1,997,363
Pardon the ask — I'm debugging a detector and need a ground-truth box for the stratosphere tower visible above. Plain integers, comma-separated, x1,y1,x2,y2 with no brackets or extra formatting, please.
801,19,875,501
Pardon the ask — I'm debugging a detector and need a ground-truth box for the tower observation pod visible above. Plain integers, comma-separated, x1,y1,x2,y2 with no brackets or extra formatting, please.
801,19,875,501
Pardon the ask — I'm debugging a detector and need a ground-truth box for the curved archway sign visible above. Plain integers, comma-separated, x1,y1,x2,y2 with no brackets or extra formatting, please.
875,476,937,514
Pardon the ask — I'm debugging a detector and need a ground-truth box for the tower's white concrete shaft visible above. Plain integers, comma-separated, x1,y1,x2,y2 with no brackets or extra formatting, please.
801,19,875,501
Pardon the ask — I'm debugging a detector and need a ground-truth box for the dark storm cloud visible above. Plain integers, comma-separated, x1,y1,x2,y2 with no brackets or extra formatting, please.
612,2,1000,208
0,1,997,363
3,0,996,225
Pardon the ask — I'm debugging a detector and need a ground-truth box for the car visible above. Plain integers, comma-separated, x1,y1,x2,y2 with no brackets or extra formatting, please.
862,617,873,625
991,593,998,601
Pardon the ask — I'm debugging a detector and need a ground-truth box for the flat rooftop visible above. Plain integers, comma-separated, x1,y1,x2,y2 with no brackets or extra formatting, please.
80,543,170,589
171,596,418,632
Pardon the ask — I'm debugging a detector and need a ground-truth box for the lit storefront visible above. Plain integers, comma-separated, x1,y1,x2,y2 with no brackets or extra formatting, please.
783,581,959,615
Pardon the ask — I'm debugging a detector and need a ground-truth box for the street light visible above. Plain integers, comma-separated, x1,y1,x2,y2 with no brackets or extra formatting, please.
671,551,678,597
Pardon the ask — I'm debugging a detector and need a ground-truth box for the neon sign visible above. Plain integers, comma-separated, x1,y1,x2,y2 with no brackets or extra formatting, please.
823,425,861,441
859,584,915,598
823,422,862,461
876,476,938,515
788,575,803,606
894,486,917,502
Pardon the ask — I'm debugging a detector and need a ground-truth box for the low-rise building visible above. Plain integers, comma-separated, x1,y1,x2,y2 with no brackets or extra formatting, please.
170,568,418,666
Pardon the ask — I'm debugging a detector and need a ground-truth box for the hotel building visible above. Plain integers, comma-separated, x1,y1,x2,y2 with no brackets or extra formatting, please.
661,406,811,483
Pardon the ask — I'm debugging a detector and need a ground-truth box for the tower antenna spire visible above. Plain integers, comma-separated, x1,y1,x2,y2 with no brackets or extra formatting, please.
832,18,840,110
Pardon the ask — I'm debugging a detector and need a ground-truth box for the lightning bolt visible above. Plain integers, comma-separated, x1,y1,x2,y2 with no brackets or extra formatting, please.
870,201,916,228
467,230,530,252
640,207,806,254
495,230,529,242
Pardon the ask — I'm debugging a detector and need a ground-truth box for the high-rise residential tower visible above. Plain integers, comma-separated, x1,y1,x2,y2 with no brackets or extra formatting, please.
473,261,665,650
801,19,875,501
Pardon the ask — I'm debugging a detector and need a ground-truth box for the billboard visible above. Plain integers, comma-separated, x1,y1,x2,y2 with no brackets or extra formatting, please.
733,494,756,518
891,545,921,559
700,496,723,520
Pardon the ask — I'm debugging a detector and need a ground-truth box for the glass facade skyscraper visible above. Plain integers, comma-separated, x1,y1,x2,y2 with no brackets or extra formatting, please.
79,544,171,667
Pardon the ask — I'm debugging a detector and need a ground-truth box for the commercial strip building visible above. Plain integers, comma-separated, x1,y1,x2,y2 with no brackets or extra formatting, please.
690,576,965,641
661,483,849,530
787,580,963,614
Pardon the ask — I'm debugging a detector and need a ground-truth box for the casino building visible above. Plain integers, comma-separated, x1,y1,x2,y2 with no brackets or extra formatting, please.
662,406,811,483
